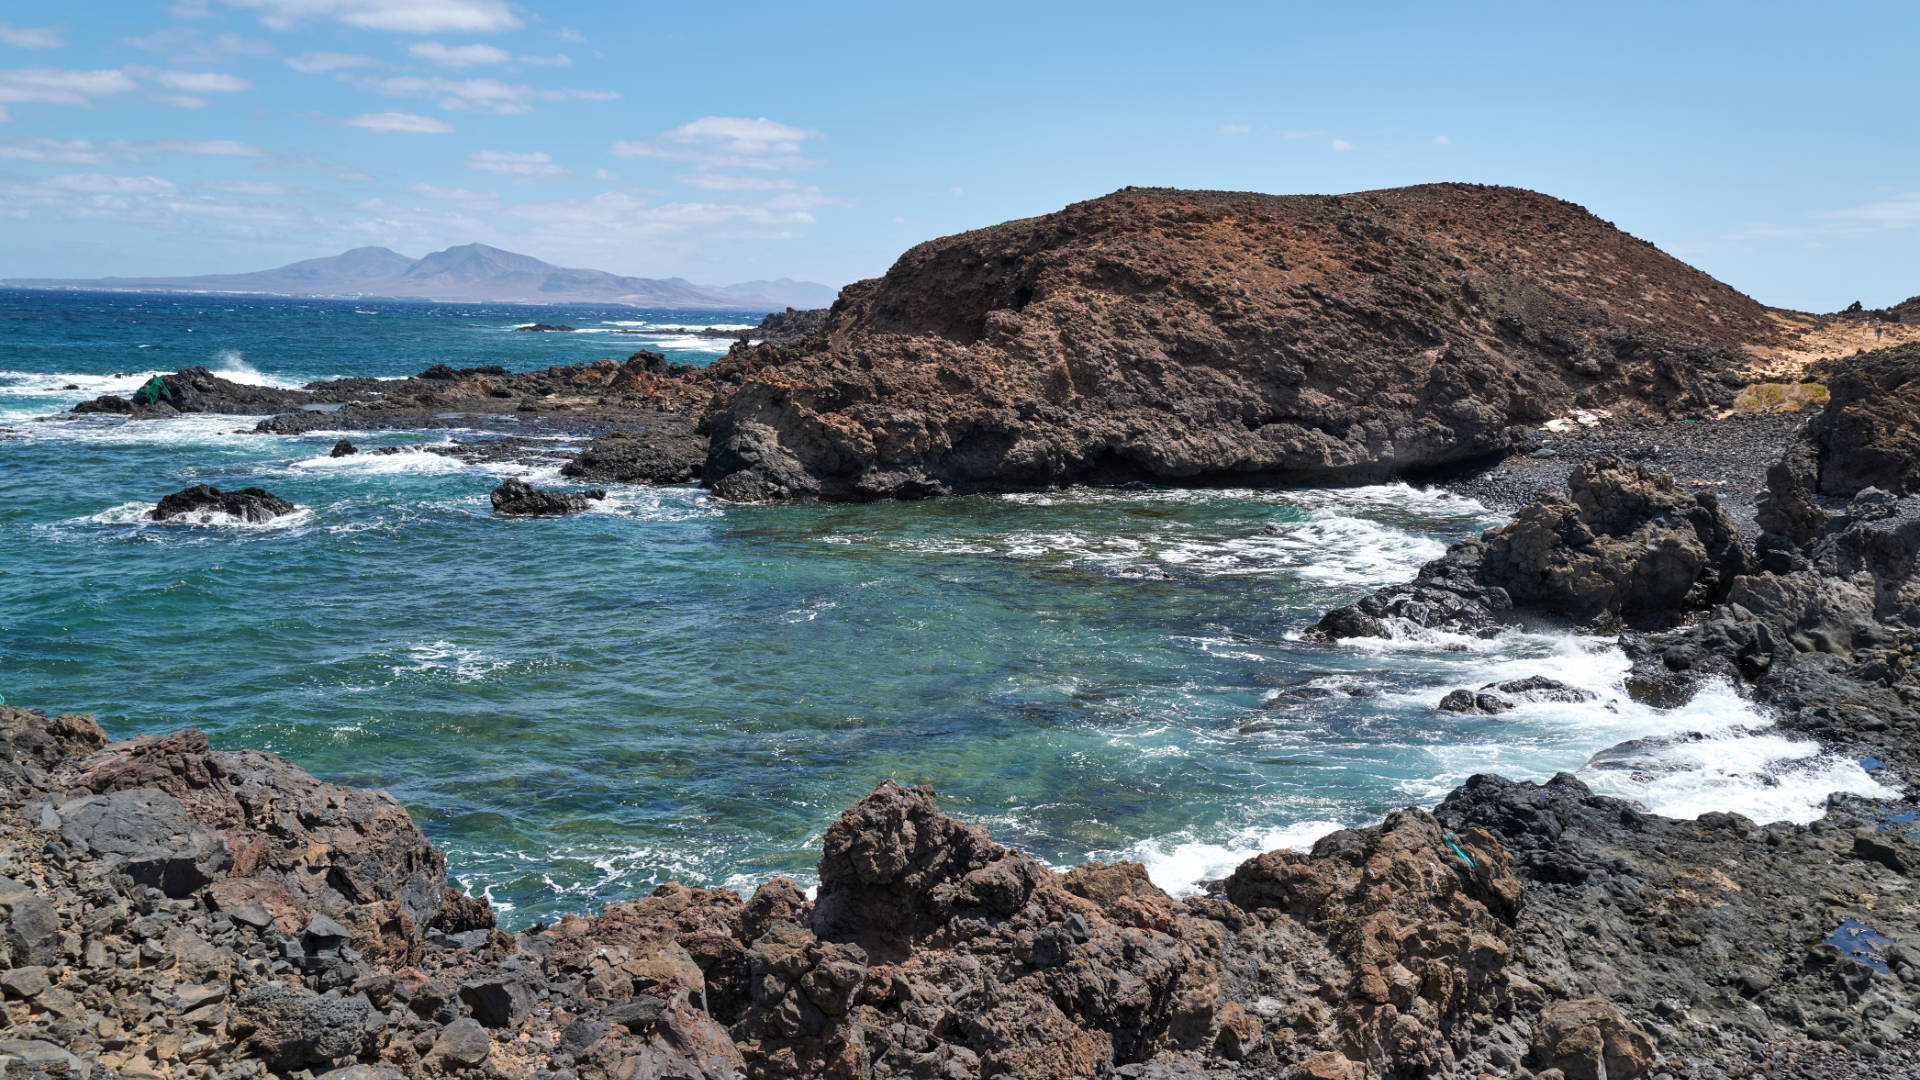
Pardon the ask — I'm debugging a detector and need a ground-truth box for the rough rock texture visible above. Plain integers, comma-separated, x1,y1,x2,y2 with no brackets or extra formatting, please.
488,478,607,516
149,484,296,524
1806,342,1920,497
1,699,1916,1078
561,427,707,484
697,184,1778,501
1316,459,1746,639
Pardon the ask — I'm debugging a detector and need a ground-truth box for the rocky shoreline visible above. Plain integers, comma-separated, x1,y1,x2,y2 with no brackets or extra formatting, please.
9,374,1920,1077
12,186,1920,1078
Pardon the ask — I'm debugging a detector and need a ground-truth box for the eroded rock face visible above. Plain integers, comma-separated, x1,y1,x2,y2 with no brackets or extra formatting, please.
697,184,1776,501
150,483,296,523
1317,459,1746,639
1809,342,1920,497
489,477,607,516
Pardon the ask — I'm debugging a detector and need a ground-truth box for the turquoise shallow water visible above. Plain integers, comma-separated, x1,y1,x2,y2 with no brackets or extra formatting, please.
1,289,1889,924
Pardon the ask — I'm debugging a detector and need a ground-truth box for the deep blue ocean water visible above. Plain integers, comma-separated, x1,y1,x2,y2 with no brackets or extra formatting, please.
0,289,1890,923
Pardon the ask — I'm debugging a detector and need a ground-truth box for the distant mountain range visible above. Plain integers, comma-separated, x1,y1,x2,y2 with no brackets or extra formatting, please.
1,244,840,311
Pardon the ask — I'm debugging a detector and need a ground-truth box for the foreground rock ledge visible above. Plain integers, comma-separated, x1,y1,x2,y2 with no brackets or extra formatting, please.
1,706,1915,1079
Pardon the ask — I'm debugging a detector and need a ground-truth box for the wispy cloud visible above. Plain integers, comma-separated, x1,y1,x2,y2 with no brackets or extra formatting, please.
1722,191,1920,245
466,149,566,178
127,28,272,64
1331,139,1354,152
347,73,617,115
612,116,820,171
0,67,138,120
286,51,379,74
676,173,799,192
0,170,315,239
151,70,253,93
1218,123,1251,135
411,182,499,209
0,24,66,50
0,136,270,163
347,110,453,134
199,179,301,196
409,42,509,67
221,0,520,34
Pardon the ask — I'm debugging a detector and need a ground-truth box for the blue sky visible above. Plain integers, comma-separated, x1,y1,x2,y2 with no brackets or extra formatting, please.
0,1,1914,307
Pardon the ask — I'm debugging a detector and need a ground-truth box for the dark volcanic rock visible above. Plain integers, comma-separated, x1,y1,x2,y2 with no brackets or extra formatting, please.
73,366,313,416
330,438,357,457
561,427,706,483
150,483,295,523
515,323,576,332
489,477,607,515
231,983,371,1069
698,183,1779,501
1809,342,1920,496
1317,458,1746,639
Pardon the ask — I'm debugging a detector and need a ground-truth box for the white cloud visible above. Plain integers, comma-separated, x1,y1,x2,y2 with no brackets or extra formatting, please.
286,51,378,73
222,0,520,34
677,173,798,192
592,167,615,181
467,149,565,177
153,94,208,109
1218,123,1251,135
0,67,138,110
141,138,268,156
0,24,66,50
1331,139,1354,152
349,73,616,115
347,110,453,134
556,28,584,43
1433,135,1451,144
1820,191,1920,227
518,53,571,67
409,41,509,67
152,70,252,93
612,116,820,171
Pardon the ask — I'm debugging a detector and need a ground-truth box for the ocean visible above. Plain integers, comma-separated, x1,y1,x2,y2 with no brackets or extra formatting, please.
0,288,1891,924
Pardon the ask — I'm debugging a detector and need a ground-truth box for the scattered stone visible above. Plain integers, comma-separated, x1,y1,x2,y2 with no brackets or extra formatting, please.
431,1016,492,1066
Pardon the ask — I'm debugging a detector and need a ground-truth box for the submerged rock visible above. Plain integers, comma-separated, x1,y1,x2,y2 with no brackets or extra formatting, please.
489,477,607,516
149,483,295,523
514,323,576,332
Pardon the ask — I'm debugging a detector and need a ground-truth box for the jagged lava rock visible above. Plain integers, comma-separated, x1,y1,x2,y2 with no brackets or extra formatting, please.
1316,458,1746,638
489,477,607,516
149,483,296,523
700,183,1777,500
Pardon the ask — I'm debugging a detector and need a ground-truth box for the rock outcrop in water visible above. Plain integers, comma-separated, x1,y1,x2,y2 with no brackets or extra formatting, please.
150,484,296,524
1314,458,1746,640
1,702,1915,1079
695,184,1781,501
489,478,606,516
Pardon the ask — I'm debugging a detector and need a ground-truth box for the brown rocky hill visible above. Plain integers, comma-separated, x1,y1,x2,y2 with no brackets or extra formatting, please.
701,183,1785,500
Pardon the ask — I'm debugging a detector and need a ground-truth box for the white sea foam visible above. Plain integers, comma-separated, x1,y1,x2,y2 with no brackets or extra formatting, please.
392,641,509,682
209,349,307,390
1112,819,1347,896
284,448,475,476
80,500,314,531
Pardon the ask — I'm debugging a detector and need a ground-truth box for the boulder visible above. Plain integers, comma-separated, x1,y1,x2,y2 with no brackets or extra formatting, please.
330,439,358,457
0,878,58,970
489,478,607,516
150,483,296,523
1530,998,1657,1080
31,789,230,896
514,323,576,332
231,984,372,1070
